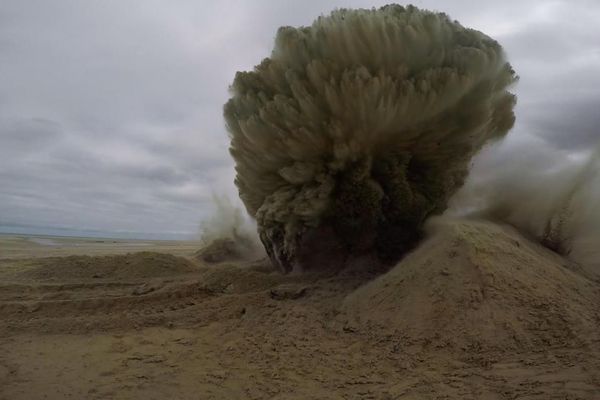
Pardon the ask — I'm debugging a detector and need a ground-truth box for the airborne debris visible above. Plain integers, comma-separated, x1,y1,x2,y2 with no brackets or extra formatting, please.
224,5,517,272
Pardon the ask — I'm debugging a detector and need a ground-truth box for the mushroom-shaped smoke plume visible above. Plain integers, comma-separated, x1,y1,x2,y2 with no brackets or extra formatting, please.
224,4,517,273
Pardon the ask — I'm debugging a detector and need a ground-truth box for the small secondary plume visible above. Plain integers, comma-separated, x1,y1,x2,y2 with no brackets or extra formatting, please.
198,194,263,261
224,5,517,272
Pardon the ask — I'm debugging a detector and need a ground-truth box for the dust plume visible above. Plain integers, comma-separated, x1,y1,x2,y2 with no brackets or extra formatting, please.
198,194,263,260
224,5,517,272
451,144,600,273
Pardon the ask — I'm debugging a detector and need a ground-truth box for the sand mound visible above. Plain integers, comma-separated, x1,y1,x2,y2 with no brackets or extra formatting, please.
194,238,242,263
15,252,198,281
343,218,600,353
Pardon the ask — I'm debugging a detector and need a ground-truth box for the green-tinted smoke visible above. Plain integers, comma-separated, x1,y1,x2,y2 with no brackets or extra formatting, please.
224,4,517,272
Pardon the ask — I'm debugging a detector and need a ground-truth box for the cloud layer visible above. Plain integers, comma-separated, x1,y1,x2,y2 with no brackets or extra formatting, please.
1,1,599,239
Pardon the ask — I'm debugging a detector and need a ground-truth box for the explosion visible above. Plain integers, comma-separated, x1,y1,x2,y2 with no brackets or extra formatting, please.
224,5,517,272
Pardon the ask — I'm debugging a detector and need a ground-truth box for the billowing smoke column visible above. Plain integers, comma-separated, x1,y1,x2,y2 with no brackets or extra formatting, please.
224,5,517,273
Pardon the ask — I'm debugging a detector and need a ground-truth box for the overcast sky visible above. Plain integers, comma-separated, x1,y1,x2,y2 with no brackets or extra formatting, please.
1,0,599,239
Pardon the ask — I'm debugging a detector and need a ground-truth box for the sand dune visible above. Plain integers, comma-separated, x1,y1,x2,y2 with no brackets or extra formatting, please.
1,219,599,399
344,219,600,353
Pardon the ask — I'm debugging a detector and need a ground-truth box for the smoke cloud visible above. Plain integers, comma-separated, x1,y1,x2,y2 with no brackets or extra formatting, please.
199,194,264,259
224,5,517,272
451,144,600,274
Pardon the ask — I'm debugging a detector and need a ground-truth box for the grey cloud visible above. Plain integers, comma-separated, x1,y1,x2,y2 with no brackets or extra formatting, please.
522,99,600,151
0,118,62,155
1,0,599,238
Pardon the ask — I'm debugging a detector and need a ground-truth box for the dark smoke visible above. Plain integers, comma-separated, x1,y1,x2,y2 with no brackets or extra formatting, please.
224,5,517,272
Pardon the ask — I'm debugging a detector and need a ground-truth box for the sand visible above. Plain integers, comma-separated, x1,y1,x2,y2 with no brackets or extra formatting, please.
1,219,599,399
0,234,200,259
